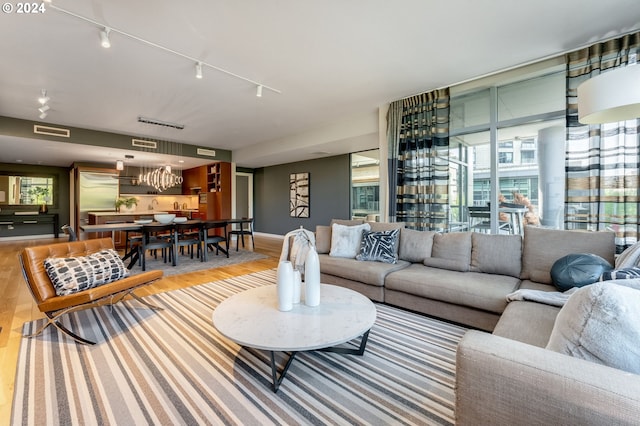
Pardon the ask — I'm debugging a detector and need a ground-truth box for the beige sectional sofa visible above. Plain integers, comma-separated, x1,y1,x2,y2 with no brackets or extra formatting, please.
316,219,613,331
316,219,640,424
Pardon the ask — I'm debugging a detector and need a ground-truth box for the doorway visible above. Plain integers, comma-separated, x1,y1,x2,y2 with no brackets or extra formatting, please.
234,172,253,231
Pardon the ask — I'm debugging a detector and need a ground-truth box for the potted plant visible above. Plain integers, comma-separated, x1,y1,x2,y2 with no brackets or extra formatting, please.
28,186,50,213
115,197,138,213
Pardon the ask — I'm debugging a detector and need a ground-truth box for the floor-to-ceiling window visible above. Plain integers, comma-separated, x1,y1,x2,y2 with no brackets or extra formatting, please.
351,149,380,221
449,60,566,233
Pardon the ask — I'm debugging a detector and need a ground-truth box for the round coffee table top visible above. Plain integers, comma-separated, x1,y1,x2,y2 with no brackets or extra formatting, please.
212,284,376,352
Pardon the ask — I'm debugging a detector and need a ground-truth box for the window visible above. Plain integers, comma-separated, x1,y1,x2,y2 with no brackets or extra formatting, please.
521,150,536,163
499,152,513,164
351,149,380,220
448,59,566,232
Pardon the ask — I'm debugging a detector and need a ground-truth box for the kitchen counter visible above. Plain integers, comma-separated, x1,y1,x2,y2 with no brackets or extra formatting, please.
88,211,169,216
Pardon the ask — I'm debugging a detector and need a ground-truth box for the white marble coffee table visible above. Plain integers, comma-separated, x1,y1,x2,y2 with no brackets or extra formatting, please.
212,284,377,391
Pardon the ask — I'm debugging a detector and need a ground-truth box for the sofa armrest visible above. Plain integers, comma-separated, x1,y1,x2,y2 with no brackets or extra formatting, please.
456,330,640,426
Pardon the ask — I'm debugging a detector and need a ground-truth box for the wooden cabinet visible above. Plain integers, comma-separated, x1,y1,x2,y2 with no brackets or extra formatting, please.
182,162,231,221
181,162,231,236
207,163,222,192
205,162,231,221
182,166,207,195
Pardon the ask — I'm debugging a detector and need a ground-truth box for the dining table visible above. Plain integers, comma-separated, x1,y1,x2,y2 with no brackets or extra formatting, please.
80,219,235,269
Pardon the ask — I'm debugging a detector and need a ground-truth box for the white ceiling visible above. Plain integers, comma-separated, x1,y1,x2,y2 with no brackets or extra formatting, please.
0,0,639,169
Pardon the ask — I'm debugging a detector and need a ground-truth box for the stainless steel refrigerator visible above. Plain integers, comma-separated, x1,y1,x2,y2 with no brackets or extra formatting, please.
72,169,119,234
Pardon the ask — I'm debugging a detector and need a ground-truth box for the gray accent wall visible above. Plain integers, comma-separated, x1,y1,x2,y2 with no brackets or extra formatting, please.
254,155,351,235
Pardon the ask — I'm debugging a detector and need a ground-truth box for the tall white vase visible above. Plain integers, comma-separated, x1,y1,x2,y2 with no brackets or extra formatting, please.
292,269,302,304
277,261,294,311
304,246,320,307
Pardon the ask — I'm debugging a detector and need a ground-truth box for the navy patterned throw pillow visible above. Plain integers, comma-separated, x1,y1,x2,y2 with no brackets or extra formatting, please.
45,249,129,296
600,266,640,281
356,229,400,264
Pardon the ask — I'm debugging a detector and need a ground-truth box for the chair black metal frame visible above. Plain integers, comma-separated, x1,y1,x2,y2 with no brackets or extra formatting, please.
174,222,203,263
202,221,229,260
138,223,176,271
60,224,77,241
228,218,254,251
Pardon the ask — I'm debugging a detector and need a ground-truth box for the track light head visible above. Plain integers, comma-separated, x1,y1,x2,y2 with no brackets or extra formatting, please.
38,105,50,113
256,85,263,97
195,62,203,79
38,89,49,105
39,112,48,120
100,27,111,48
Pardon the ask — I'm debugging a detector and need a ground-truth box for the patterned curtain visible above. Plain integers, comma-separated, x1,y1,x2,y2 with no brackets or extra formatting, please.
387,89,450,231
566,32,640,253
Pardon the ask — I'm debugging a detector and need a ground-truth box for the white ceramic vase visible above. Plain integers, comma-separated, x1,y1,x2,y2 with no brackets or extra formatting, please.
292,269,301,304
304,246,321,307
277,260,294,311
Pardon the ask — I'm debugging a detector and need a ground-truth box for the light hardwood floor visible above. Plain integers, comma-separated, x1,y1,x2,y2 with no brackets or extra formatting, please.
0,234,282,426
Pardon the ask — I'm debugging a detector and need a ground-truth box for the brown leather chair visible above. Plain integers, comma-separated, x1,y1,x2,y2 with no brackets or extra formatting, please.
20,238,163,345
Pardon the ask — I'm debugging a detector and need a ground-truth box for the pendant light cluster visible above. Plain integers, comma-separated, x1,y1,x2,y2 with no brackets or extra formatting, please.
138,165,184,192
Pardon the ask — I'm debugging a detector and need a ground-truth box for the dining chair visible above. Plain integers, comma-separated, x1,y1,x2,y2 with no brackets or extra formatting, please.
228,218,254,251
174,221,203,263
138,223,176,271
61,224,77,241
201,221,229,260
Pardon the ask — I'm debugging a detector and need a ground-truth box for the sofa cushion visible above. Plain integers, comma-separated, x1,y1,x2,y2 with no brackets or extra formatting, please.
356,229,400,264
385,263,519,313
319,254,410,287
398,228,436,263
44,249,130,296
367,221,405,233
546,282,640,375
329,223,371,258
521,227,615,284
550,253,613,291
423,232,471,272
315,225,331,254
493,300,560,348
470,233,522,278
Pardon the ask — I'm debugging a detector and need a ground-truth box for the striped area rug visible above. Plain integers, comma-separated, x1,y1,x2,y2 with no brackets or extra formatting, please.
13,270,467,425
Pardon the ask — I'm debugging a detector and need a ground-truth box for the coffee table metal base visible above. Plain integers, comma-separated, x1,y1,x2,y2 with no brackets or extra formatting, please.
268,329,371,392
